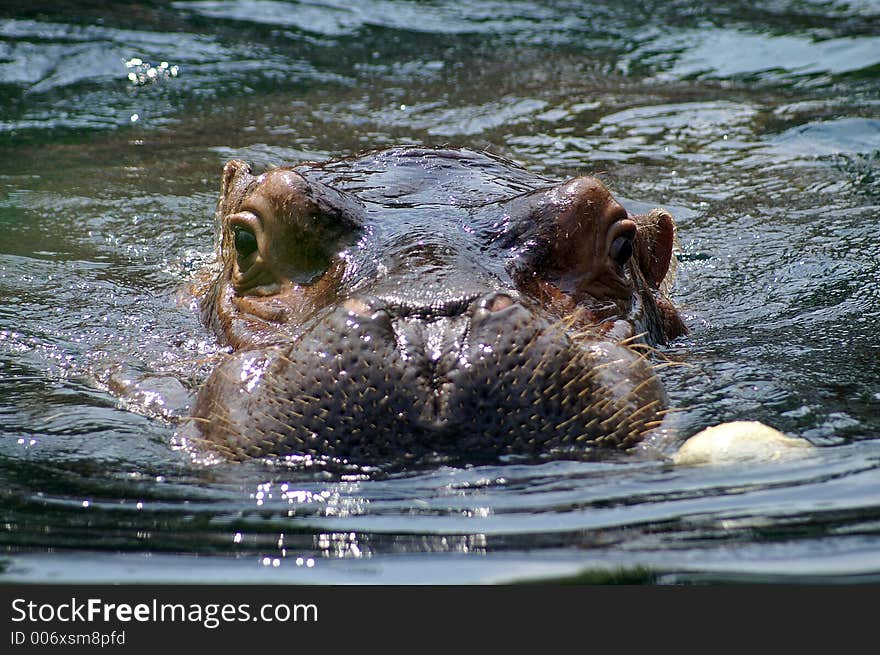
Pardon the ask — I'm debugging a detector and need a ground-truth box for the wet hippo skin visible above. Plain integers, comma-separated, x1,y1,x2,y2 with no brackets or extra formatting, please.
186,147,687,465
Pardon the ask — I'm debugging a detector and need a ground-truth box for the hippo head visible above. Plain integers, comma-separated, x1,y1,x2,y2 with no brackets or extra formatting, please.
188,148,686,465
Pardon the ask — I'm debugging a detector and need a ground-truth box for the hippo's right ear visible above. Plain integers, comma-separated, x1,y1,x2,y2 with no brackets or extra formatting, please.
219,159,254,214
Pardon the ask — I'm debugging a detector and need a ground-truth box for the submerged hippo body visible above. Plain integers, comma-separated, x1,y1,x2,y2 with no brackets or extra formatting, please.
187,147,687,464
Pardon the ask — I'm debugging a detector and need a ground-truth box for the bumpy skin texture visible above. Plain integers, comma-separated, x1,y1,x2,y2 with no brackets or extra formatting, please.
187,147,687,464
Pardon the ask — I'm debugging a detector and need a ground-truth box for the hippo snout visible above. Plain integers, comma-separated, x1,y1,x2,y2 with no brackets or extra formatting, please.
190,289,665,462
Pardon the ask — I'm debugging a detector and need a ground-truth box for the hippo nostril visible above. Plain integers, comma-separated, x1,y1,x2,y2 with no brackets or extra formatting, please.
342,296,393,331
487,293,514,312
343,297,374,318
472,291,522,322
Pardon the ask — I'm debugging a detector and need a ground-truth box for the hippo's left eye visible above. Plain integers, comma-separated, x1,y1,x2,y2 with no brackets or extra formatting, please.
233,226,258,259
610,235,633,266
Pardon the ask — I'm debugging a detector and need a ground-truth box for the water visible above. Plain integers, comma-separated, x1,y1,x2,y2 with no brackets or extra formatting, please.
1,0,879,583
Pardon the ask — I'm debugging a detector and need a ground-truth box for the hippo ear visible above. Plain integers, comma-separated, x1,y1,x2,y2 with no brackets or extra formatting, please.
219,159,254,214
634,208,677,292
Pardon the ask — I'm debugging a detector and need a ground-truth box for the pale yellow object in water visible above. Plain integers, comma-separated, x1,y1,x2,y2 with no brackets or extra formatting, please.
672,420,813,466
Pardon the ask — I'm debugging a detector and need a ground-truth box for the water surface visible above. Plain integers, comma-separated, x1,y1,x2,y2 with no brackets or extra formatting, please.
1,0,879,583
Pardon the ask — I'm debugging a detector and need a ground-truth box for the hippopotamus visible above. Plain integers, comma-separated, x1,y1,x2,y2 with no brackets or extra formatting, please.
184,146,689,466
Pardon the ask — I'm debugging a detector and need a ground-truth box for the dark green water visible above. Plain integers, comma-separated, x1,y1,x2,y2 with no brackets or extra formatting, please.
1,1,879,583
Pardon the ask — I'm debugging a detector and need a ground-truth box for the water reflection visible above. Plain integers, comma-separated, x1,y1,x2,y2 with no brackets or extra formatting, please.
1,0,879,582
649,29,880,80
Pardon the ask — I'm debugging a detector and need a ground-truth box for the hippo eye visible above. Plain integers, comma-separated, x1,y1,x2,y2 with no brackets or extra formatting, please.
233,226,258,259
610,235,633,266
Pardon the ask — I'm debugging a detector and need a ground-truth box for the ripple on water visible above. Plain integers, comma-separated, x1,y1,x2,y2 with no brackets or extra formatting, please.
769,118,880,158
631,28,880,83
0,18,338,133
1,0,879,583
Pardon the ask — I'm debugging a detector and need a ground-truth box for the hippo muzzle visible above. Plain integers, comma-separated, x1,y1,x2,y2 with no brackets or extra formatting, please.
186,147,686,465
